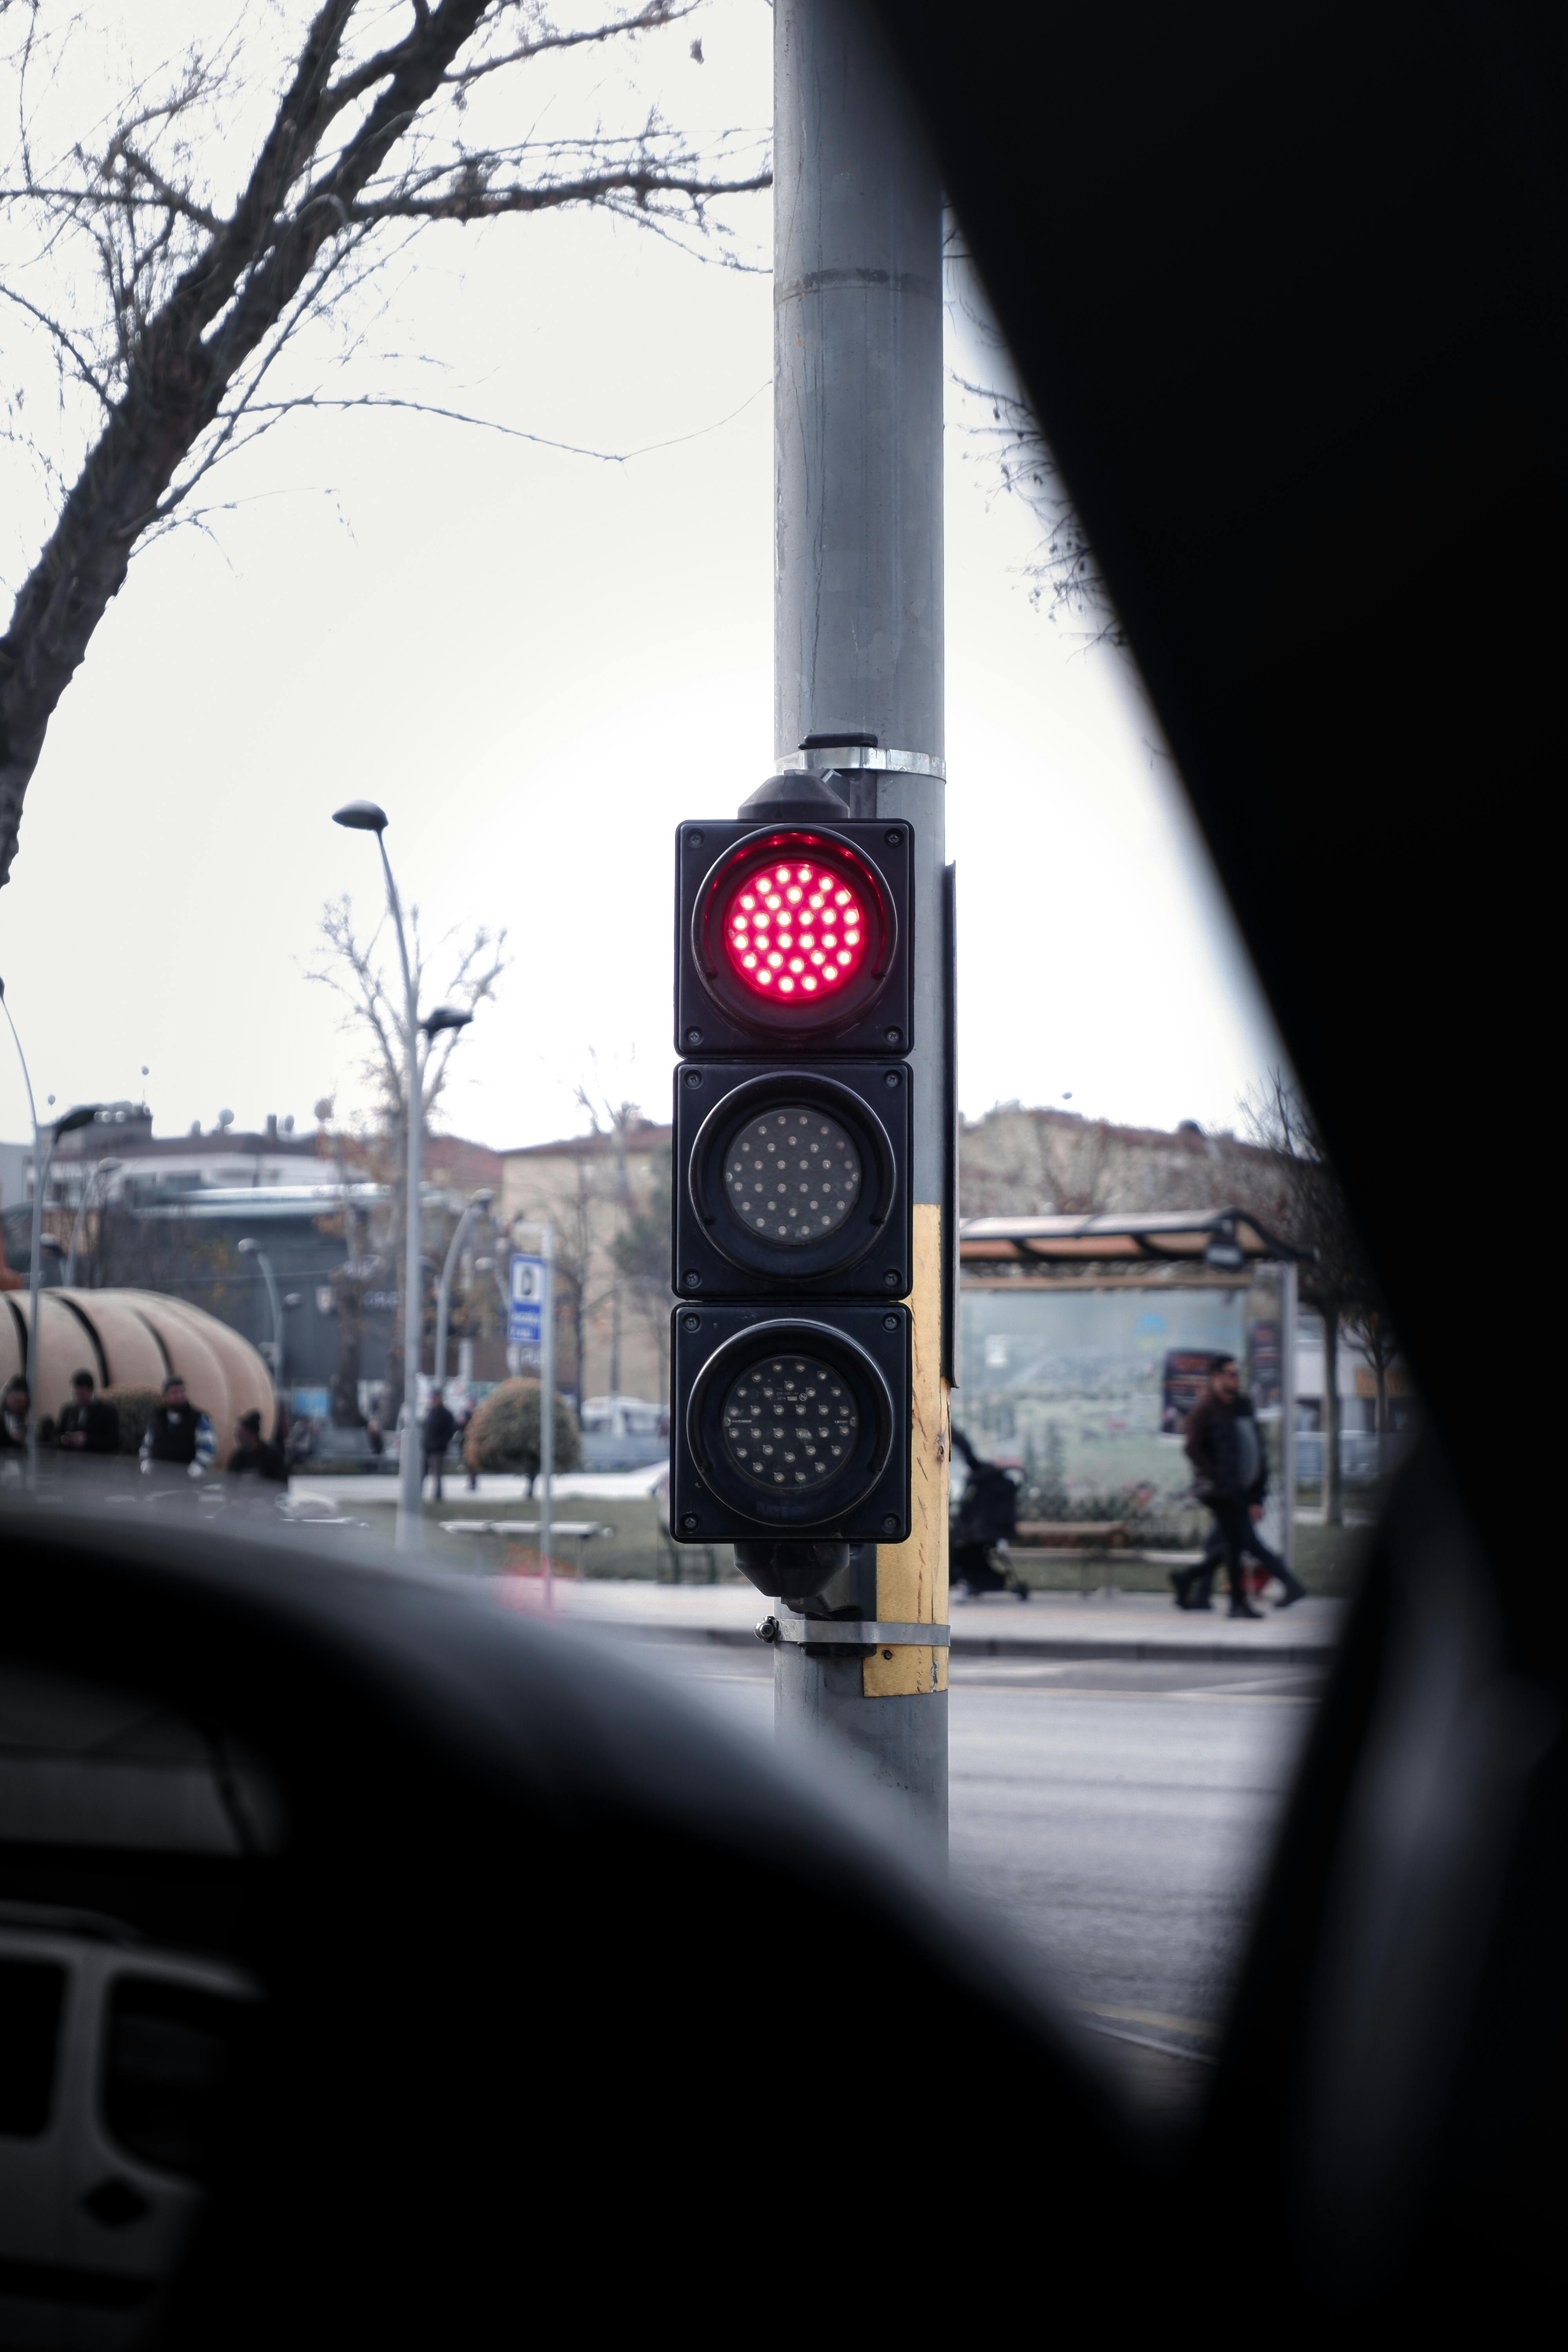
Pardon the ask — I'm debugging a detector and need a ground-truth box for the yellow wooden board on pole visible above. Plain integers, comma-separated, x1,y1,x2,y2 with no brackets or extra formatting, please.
867,1202,949,1697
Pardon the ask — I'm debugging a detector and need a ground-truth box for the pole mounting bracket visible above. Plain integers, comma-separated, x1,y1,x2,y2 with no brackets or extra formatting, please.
757,1617,950,1648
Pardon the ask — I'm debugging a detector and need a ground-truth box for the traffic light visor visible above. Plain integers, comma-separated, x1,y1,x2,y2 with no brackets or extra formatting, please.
693,830,895,1036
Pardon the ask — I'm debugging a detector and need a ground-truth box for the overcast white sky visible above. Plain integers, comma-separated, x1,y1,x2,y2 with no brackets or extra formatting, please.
0,0,1281,1157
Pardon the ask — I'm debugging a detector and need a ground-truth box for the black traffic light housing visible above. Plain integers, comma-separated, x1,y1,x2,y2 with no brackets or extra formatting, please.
670,770,916,1593
675,818,913,1058
670,1303,911,1550
671,1059,913,1300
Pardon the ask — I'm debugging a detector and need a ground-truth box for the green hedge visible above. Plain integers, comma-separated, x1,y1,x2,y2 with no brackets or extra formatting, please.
462,1379,582,1484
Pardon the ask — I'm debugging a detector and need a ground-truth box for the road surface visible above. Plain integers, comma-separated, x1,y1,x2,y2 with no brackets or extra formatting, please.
622,1636,1319,2104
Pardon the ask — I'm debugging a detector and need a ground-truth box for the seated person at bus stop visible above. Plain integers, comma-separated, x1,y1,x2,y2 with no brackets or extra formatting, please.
54,1368,119,1456
227,1408,287,1482
140,1374,216,1478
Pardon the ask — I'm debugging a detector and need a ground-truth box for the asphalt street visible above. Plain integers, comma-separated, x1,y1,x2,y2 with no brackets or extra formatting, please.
624,1637,1321,2102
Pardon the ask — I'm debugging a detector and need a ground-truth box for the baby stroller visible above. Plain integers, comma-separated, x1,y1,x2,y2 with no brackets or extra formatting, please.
950,1427,1031,1601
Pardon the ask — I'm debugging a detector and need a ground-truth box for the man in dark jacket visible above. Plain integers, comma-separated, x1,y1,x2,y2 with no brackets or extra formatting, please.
227,1408,287,1483
422,1386,458,1501
1179,1354,1304,1616
55,1369,119,1457
140,1375,216,1479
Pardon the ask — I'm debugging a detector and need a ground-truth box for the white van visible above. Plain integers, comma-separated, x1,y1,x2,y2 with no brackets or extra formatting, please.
0,1909,255,2349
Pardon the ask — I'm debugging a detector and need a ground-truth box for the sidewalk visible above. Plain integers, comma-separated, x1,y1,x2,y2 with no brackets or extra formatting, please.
509,1578,1343,1664
293,1465,668,1504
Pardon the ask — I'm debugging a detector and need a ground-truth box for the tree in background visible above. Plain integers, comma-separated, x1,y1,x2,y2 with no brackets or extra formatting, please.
463,1375,581,1492
308,894,506,1422
946,229,1123,646
610,1138,671,1403
0,0,769,884
1242,1071,1390,1528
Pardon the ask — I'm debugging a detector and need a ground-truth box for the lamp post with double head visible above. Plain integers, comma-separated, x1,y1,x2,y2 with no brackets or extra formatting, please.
331,802,474,1548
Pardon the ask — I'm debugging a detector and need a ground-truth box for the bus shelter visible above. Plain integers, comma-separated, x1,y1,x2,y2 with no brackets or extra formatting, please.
957,1209,1310,1569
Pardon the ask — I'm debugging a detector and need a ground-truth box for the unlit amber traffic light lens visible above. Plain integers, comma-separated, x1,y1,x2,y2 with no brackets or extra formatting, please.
720,1356,860,1490
721,860,867,1001
723,1107,862,1245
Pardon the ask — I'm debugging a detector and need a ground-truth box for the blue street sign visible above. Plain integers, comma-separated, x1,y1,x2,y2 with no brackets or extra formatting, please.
508,1252,546,1347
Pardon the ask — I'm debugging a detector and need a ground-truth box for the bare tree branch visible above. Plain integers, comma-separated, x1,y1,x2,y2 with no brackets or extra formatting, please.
0,0,770,885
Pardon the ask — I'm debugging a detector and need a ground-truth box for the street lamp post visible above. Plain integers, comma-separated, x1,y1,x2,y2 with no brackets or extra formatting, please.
434,1188,495,1397
65,1158,122,1287
331,802,474,1551
238,1238,285,1394
0,980,100,1485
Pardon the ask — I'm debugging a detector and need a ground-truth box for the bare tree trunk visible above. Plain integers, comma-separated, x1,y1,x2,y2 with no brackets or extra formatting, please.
1321,1299,1343,1527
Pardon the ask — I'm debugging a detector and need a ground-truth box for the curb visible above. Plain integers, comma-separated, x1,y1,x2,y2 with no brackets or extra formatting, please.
948,1633,1334,1665
566,1620,1336,1666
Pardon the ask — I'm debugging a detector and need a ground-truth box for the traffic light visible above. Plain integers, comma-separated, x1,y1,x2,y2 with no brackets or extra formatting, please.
669,775,915,1588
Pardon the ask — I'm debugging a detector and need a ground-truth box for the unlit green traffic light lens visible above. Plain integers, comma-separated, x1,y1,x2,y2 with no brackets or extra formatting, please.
720,1356,859,1490
723,1107,861,1244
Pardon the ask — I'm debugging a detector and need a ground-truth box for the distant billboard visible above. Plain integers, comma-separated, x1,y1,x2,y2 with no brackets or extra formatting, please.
1249,1319,1282,1409
1160,1350,1213,1435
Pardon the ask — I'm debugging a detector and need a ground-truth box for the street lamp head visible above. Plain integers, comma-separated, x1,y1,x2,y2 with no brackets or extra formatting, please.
472,1187,495,1209
332,800,389,834
54,1103,102,1138
421,1005,473,1039
237,1237,259,1256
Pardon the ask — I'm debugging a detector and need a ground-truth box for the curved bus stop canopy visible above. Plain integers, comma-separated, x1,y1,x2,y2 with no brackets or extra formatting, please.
959,1207,1308,1269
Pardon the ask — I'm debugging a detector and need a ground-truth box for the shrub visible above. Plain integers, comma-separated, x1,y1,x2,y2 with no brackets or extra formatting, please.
463,1380,582,1489
103,1385,165,1457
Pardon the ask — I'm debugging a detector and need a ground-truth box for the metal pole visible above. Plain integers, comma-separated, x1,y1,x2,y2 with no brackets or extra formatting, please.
772,0,949,1838
26,1126,55,1486
1281,1256,1299,1576
0,987,42,1483
539,1224,555,1601
262,1252,283,1389
244,1245,283,1379
375,832,425,1553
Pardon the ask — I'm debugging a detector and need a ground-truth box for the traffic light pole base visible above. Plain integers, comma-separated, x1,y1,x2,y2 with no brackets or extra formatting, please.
773,1644,949,1851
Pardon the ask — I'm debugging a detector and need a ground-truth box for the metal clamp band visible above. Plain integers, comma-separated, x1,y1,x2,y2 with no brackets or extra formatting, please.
774,748,947,780
757,1617,951,1648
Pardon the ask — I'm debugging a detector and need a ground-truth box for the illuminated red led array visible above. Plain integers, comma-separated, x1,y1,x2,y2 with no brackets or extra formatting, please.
720,860,867,1000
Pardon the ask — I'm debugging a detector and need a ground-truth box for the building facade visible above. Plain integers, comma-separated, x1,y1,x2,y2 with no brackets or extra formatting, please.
497,1118,671,1414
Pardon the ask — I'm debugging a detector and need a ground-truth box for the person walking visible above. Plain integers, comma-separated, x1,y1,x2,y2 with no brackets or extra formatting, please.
55,1368,119,1458
1178,1354,1304,1616
422,1384,458,1503
226,1408,287,1483
140,1375,216,1481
